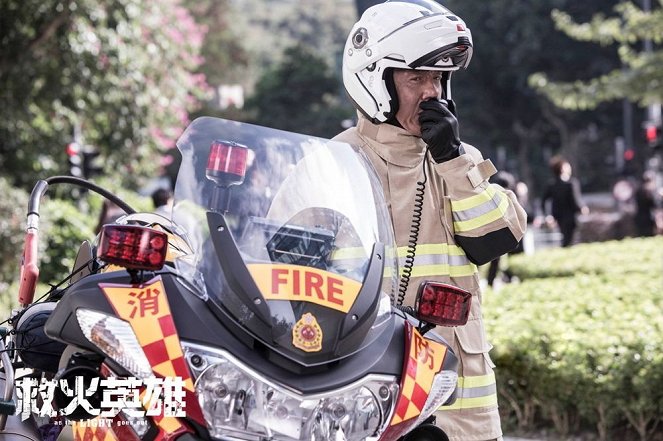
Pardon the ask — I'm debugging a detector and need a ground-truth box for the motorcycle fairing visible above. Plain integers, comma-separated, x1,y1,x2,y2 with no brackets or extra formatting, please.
207,209,389,366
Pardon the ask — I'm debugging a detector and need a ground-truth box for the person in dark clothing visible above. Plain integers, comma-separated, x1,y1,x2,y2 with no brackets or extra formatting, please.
487,171,517,286
151,188,173,213
634,172,656,237
541,156,588,247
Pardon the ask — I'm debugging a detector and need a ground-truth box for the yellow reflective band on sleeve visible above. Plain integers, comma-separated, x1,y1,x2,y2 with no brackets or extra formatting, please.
450,186,498,212
438,373,498,411
453,192,509,233
452,187,503,223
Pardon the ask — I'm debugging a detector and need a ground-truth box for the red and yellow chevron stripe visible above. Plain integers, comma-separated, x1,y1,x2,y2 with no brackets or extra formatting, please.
390,323,448,425
101,276,195,436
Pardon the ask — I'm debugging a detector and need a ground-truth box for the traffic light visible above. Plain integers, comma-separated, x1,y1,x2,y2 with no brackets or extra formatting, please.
82,149,102,178
66,142,83,177
66,143,103,178
645,122,662,150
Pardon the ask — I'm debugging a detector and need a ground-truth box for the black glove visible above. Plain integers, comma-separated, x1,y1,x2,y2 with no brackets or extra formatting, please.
419,99,463,163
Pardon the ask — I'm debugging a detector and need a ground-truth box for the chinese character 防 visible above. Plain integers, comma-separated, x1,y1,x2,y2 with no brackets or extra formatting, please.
414,333,435,370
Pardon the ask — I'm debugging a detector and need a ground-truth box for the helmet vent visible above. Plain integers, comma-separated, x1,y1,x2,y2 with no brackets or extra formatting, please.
352,28,368,49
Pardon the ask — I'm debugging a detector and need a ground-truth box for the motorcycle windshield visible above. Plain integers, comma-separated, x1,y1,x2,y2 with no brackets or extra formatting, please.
172,117,398,365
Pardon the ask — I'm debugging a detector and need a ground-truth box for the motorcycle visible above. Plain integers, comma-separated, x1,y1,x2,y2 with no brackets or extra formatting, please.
0,117,472,441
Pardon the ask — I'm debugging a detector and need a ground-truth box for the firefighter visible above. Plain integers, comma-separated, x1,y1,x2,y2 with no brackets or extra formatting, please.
335,1,527,440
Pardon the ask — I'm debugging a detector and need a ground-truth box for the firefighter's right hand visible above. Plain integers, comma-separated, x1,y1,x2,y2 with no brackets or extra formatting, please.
419,99,463,163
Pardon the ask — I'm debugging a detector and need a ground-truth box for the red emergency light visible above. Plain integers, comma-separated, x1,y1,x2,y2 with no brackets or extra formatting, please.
414,282,471,327
206,140,248,187
98,225,168,271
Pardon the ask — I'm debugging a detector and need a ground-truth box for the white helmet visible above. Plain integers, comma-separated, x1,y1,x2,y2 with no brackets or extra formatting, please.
342,0,473,123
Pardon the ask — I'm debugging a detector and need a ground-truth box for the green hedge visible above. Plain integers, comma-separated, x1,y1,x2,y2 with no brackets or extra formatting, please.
484,237,663,440
506,237,661,279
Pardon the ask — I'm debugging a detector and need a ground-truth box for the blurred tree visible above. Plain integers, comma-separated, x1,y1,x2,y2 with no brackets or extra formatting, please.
232,0,355,93
0,178,28,291
245,44,354,138
181,0,355,141
443,0,627,195
184,0,248,87
0,0,209,190
529,2,663,109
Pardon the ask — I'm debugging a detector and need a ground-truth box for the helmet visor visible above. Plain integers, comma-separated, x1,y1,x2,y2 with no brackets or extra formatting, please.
410,38,472,70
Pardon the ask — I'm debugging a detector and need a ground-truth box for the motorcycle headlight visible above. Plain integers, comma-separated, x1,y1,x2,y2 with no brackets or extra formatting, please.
76,308,153,379
182,342,399,441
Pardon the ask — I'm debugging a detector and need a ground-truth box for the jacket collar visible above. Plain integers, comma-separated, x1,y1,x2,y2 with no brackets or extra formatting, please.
356,114,427,168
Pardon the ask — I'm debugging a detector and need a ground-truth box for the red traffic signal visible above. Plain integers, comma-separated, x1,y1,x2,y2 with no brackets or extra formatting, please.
66,142,81,157
645,122,662,149
66,142,102,178
66,142,83,177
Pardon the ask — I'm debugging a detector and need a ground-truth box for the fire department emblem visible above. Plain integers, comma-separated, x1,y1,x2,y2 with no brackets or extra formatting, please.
292,313,322,352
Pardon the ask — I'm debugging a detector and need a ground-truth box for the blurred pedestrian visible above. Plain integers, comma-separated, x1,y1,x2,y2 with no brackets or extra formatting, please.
634,172,656,237
486,172,517,286
541,156,588,247
151,187,174,218
152,186,201,248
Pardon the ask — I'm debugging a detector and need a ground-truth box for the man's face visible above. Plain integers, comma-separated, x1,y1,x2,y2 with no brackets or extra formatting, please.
393,69,444,136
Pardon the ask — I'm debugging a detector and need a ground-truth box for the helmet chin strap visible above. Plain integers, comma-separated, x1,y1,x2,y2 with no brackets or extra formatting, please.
383,68,400,125
443,71,452,101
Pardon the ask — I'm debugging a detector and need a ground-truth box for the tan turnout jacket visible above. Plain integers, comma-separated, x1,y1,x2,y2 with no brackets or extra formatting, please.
334,114,527,441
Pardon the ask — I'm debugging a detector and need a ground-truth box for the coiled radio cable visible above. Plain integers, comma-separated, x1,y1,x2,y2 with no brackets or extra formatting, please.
396,147,430,306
